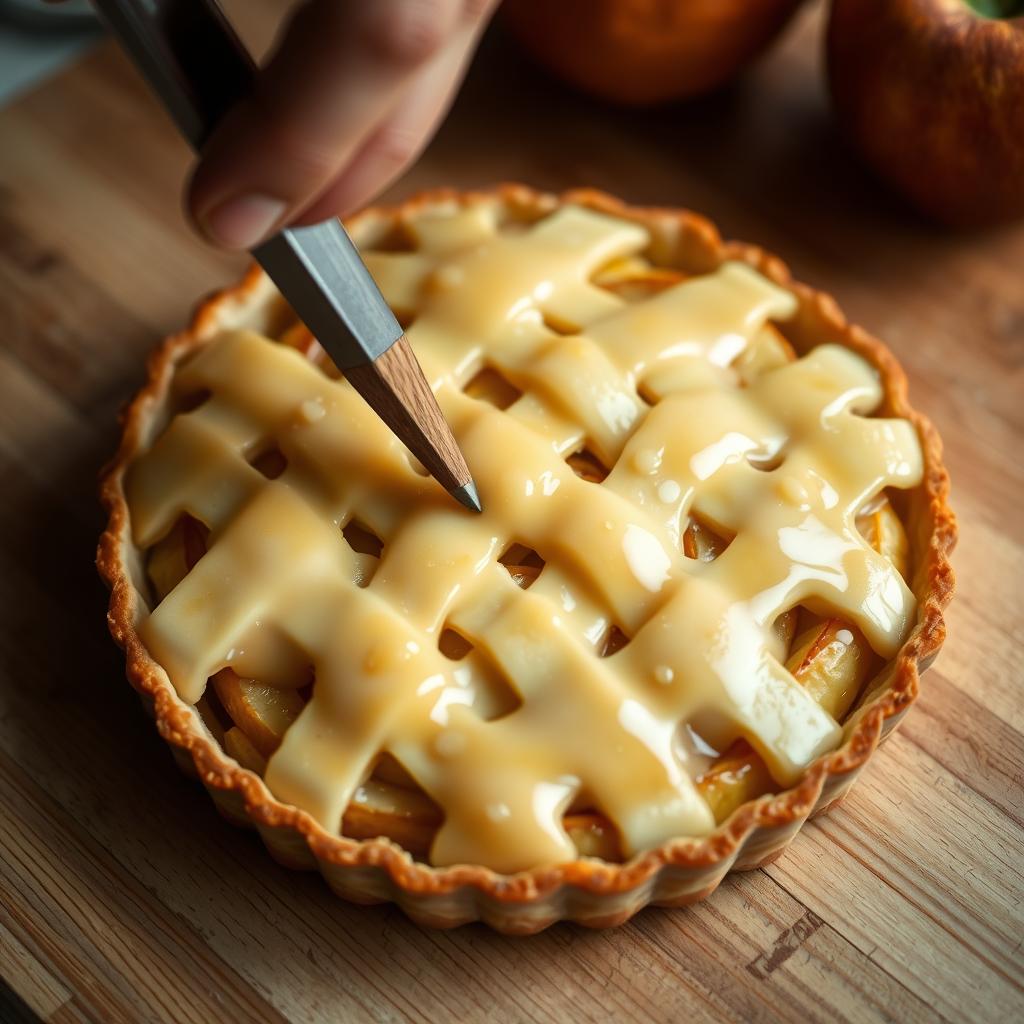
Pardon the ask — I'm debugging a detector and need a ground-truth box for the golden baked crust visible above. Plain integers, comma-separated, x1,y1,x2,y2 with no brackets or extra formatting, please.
97,185,956,931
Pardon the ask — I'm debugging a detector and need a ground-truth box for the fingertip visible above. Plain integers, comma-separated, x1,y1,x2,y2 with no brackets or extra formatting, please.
185,106,295,250
196,193,289,251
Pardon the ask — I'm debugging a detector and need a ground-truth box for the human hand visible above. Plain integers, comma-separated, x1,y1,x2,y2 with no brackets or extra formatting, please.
191,0,497,248
60,1,497,248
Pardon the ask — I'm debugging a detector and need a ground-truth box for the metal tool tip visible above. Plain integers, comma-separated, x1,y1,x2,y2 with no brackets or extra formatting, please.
451,480,483,513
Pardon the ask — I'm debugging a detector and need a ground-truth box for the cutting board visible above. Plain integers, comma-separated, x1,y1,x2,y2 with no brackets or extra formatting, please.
0,3,1021,1022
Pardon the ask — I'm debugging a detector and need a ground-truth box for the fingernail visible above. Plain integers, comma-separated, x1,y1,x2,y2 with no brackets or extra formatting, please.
200,194,287,250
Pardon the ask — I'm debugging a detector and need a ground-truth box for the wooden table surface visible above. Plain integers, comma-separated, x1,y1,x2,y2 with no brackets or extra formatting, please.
1,3,1021,1022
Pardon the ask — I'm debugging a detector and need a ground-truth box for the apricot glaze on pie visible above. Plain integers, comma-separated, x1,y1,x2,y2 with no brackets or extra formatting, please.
98,186,955,930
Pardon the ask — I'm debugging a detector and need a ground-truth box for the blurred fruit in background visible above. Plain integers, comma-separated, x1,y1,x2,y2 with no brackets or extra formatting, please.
828,0,1024,227
501,0,806,106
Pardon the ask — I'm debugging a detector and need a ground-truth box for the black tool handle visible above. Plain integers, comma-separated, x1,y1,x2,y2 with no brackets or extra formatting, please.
92,0,255,150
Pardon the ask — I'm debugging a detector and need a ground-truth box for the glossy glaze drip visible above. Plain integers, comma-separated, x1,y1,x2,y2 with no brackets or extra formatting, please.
126,205,923,873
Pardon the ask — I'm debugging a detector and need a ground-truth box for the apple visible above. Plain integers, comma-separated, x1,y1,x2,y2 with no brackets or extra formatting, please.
828,0,1024,226
212,669,304,757
501,0,806,107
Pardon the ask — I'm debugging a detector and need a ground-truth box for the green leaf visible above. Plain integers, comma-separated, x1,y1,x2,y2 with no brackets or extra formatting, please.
966,0,1024,18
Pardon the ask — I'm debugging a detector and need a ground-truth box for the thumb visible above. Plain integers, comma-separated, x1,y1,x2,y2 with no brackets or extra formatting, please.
188,0,485,249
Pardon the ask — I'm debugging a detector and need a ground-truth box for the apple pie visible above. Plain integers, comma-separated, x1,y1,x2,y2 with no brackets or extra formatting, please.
98,185,955,932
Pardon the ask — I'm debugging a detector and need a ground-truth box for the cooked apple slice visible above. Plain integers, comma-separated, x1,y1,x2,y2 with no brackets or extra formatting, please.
223,725,267,774
598,267,688,302
147,515,209,601
565,743,779,846
565,813,621,860
343,779,441,858
786,617,873,720
857,496,909,581
592,255,656,286
696,741,777,825
683,518,730,562
566,448,609,483
211,668,304,758
147,521,190,603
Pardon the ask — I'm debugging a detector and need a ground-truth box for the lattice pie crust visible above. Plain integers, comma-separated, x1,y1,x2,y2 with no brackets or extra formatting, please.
99,186,955,931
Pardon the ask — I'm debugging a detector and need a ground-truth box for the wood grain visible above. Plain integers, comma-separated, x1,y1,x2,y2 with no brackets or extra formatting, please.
346,335,475,496
0,2,1021,1022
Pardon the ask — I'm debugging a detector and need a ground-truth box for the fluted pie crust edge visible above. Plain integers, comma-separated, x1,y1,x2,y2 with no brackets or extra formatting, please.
97,185,956,932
